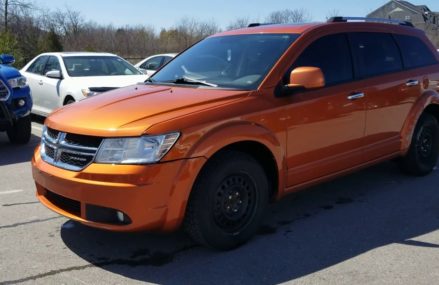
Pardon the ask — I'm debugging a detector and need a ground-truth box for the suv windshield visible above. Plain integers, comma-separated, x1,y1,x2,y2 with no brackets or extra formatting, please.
63,56,142,77
150,34,299,89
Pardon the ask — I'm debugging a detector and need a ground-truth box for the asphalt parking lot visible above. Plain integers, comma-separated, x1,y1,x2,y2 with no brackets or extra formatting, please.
1,118,439,285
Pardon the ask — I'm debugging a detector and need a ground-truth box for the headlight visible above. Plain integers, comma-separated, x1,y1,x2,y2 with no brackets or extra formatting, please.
8,76,27,88
95,132,180,164
81,88,99,97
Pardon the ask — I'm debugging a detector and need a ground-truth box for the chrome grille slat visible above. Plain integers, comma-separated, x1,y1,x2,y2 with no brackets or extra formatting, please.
41,127,102,171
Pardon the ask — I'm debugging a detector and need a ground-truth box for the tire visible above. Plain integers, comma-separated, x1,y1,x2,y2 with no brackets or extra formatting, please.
184,150,269,250
7,115,31,144
399,113,439,176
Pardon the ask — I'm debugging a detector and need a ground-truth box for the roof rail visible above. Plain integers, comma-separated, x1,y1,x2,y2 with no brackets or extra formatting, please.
247,23,274,28
328,16,414,27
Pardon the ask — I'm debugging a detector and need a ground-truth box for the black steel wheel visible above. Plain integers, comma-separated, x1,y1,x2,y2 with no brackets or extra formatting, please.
185,150,269,250
213,174,258,234
399,113,439,176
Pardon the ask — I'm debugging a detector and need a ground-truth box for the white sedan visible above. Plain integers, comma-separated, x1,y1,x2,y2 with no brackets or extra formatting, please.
21,52,148,116
135,53,177,76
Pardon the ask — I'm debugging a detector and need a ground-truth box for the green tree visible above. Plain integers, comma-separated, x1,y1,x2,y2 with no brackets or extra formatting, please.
39,29,63,52
0,31,23,66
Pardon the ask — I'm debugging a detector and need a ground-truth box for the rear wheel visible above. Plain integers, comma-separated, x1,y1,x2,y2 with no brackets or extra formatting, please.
7,115,31,144
399,113,439,176
184,150,269,250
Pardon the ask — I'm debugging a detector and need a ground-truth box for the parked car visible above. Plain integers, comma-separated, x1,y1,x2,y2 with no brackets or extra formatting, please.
0,54,32,144
135,53,176,76
33,17,439,250
21,52,148,116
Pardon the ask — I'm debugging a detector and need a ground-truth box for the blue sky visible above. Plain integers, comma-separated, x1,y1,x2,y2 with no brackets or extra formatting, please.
33,0,439,30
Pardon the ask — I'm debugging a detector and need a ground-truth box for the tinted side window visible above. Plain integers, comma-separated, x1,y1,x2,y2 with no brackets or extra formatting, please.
43,56,61,74
27,56,49,75
163,56,173,65
141,56,163,70
289,34,353,86
350,33,403,78
394,34,438,69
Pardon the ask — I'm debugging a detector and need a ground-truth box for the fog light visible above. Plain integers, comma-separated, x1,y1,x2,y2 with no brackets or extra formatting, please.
116,211,124,222
17,99,25,107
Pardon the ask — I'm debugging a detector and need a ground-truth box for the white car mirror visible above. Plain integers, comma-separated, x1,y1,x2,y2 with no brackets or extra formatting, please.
45,70,62,79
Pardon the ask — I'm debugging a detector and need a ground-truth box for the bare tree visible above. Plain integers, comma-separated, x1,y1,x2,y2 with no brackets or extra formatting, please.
227,17,251,30
266,8,311,24
0,0,33,32
326,9,341,20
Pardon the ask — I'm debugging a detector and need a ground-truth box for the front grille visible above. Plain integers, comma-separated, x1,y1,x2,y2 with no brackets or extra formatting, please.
0,80,10,100
45,190,81,216
60,152,94,168
65,133,102,148
46,128,59,141
41,127,103,171
44,144,55,158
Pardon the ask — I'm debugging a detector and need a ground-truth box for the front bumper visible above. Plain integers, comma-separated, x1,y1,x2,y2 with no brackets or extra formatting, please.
32,146,206,232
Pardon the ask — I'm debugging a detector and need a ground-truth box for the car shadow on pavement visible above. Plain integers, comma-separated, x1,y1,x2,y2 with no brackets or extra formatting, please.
0,133,40,166
60,162,439,284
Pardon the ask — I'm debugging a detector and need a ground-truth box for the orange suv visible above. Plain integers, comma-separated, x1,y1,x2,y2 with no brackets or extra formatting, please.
32,17,439,249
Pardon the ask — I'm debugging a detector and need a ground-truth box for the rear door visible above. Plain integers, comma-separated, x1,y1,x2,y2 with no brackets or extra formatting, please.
349,32,415,160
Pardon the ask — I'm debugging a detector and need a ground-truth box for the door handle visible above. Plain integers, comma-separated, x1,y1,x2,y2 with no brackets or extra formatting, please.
406,80,419,87
38,80,43,85
347,92,365,100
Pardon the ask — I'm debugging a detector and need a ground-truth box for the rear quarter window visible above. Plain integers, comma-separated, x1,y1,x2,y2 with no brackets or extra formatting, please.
350,32,403,78
394,34,438,69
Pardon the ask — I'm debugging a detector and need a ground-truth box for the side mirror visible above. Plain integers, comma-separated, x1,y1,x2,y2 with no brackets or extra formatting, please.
45,70,62,79
288,67,325,89
0,54,15,65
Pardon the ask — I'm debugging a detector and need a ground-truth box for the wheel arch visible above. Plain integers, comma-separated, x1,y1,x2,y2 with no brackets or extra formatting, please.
161,122,287,231
63,94,75,105
185,121,286,199
400,91,439,153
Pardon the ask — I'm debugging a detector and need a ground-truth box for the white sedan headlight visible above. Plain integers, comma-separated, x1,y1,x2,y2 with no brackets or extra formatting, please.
8,76,28,88
81,88,99,97
95,133,180,164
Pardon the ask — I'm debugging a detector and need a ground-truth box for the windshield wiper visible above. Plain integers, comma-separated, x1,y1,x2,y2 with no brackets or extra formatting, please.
173,76,218,87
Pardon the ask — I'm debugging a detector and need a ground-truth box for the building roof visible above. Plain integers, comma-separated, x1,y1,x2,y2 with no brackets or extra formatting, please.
368,1,438,17
397,1,430,13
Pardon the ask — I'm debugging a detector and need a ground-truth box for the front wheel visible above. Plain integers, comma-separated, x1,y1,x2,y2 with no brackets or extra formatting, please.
7,115,31,144
64,98,75,105
399,113,439,176
184,151,269,250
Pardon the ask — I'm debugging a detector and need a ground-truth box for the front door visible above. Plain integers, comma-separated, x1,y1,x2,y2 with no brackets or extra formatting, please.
39,56,63,111
284,33,367,188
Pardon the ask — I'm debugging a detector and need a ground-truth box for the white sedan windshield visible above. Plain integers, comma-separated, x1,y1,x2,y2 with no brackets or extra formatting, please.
63,56,142,77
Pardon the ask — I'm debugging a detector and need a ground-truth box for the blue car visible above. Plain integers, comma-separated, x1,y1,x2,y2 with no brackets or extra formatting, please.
0,54,32,144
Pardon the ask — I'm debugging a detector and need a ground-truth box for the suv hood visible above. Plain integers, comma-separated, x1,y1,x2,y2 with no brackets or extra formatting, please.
46,84,250,137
